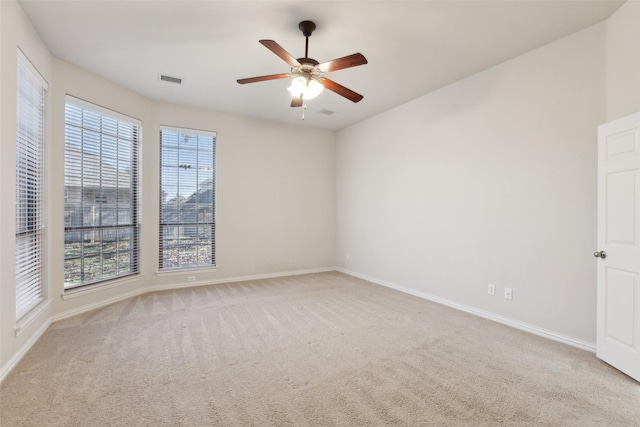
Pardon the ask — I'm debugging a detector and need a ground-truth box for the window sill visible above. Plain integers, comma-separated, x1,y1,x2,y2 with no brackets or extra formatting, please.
15,299,52,337
61,274,144,300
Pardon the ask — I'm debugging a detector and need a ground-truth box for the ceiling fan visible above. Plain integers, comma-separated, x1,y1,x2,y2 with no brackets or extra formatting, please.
237,20,368,109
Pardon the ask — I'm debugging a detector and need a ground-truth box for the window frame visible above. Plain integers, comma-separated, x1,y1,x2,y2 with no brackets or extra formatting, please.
159,126,217,271
63,96,141,290
15,49,48,320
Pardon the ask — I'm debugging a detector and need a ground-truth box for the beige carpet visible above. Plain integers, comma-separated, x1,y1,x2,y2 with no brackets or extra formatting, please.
1,272,639,426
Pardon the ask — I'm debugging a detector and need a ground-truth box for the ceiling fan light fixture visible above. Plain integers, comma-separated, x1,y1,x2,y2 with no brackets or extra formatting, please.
287,76,324,100
306,78,324,99
287,76,306,96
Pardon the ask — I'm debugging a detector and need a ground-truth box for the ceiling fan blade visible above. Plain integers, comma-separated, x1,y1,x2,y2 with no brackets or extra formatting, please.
259,40,301,67
317,53,368,73
291,96,303,108
237,73,290,84
318,78,364,103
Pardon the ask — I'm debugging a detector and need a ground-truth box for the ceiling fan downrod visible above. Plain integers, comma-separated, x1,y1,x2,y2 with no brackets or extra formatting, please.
299,20,316,59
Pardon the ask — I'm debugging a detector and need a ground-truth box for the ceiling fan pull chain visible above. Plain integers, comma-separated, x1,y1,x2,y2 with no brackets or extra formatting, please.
302,100,307,120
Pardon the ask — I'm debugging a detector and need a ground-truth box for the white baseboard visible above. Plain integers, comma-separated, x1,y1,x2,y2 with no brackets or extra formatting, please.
3,265,593,385
337,267,596,353
4,267,337,384
52,287,149,323
149,266,337,292
3,288,145,384
53,267,337,319
0,318,52,383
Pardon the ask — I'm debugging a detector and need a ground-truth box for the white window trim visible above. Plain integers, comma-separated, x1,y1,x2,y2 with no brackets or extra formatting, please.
61,274,145,300
160,125,216,139
15,48,48,321
18,48,48,90
159,125,217,271
15,300,52,336
66,95,141,127
155,266,218,277
63,96,142,290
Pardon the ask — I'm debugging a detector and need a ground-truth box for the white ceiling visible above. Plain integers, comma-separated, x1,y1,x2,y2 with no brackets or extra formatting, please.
19,0,624,131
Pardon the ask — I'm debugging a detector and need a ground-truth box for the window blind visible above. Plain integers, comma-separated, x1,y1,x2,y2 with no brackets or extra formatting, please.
15,50,48,320
64,97,140,289
159,127,216,270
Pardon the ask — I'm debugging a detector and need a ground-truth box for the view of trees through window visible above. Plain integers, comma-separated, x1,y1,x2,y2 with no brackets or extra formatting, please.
63,106,215,284
63,99,140,288
159,128,216,269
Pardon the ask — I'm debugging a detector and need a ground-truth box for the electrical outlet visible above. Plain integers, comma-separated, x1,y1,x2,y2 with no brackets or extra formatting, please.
488,284,495,296
187,276,196,282
504,287,513,300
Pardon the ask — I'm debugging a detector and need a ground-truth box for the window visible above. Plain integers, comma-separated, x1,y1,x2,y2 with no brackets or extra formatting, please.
159,127,216,270
64,97,140,289
15,50,47,320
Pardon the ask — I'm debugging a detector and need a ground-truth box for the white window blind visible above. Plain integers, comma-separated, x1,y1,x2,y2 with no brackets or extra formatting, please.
15,50,47,320
159,127,216,270
64,97,140,289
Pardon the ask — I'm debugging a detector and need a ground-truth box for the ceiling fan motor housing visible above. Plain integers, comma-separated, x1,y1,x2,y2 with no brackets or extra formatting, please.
292,58,321,79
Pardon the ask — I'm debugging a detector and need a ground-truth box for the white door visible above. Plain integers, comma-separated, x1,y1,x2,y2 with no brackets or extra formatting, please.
596,111,640,382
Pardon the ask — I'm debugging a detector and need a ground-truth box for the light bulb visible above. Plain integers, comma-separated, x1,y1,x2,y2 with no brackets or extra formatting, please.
287,77,307,97
287,76,324,100
304,79,324,100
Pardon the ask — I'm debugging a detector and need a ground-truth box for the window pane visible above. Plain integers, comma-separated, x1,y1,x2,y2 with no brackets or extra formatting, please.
159,129,216,270
15,51,46,320
64,97,139,289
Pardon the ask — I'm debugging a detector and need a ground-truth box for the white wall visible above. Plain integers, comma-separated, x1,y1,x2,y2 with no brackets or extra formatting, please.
0,0,53,375
149,102,336,289
47,59,154,318
48,58,335,312
1,0,336,379
336,23,606,345
605,0,640,121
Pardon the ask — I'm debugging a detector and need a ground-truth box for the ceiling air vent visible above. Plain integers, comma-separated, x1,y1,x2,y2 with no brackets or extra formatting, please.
318,109,335,116
159,74,183,85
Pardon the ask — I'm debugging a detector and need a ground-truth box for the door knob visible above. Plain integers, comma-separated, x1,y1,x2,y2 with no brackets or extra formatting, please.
593,250,607,259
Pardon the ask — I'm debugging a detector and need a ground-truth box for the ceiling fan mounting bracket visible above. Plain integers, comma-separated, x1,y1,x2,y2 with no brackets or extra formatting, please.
298,21,316,37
